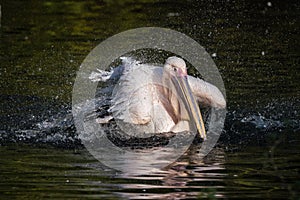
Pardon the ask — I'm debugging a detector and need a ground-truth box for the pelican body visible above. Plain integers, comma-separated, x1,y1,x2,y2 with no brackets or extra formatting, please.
97,57,226,140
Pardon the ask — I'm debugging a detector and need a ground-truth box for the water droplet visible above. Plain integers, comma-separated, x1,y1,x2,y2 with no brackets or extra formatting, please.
261,51,265,56
167,12,180,17
267,2,272,7
265,29,269,34
212,53,217,57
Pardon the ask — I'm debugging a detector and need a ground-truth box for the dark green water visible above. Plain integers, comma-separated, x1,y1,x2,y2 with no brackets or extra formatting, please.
0,141,299,199
0,0,299,199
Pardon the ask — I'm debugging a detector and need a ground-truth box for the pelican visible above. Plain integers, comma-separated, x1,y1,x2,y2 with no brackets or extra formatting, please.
95,56,226,140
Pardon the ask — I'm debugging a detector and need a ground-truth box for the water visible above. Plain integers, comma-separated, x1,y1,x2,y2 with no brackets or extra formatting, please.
1,141,299,199
0,0,299,199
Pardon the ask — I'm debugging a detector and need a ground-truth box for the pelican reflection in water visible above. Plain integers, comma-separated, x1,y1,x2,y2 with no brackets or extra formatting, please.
95,56,226,139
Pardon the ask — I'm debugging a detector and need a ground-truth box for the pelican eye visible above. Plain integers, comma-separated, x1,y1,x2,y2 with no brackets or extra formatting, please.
171,65,178,72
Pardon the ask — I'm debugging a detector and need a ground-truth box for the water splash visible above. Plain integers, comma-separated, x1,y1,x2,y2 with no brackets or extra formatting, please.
0,60,298,148
0,95,298,149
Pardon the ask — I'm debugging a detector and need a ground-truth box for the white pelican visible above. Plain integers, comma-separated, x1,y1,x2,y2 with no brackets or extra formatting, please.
96,56,226,140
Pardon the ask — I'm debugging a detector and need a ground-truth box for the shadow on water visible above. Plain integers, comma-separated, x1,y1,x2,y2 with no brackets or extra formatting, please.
0,0,299,199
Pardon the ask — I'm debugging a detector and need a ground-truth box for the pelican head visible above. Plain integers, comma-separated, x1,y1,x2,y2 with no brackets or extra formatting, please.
164,56,187,77
163,56,206,139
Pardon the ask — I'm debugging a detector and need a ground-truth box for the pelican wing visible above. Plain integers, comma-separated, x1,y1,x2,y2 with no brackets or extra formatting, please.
187,76,226,109
109,59,161,125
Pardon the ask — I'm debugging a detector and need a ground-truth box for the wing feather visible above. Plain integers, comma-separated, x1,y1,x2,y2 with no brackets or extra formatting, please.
187,76,226,109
